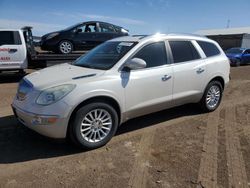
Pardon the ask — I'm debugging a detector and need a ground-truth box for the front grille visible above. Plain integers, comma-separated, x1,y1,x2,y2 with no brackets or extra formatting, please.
17,79,33,101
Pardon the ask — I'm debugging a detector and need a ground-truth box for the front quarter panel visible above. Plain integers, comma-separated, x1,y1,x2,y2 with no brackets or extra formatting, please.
62,72,126,122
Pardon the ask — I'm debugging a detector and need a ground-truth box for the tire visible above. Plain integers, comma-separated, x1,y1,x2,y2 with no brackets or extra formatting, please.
235,59,241,67
200,81,223,112
58,40,73,54
69,102,119,149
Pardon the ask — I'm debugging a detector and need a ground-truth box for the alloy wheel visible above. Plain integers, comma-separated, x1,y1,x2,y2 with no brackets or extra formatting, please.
206,85,221,109
59,41,72,54
80,109,112,143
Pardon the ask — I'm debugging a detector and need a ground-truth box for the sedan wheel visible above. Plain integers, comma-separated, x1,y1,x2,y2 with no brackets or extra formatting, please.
70,102,118,149
59,41,73,54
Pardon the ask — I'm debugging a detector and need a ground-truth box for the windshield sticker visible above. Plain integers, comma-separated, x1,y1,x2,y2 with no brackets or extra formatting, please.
118,42,134,47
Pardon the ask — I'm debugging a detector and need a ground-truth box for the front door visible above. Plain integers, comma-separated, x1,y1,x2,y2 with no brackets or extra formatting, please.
123,41,173,119
0,31,26,70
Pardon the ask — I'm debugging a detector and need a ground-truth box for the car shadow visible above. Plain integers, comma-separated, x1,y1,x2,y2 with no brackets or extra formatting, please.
0,72,26,84
0,104,202,164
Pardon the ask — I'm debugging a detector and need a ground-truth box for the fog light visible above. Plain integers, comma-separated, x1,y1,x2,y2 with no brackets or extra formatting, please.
31,115,58,125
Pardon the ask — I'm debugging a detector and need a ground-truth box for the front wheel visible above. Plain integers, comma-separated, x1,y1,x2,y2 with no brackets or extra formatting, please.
235,59,241,67
69,102,119,149
200,81,223,112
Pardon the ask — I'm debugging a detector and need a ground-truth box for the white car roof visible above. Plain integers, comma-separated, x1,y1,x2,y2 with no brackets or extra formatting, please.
0,29,22,32
110,33,212,43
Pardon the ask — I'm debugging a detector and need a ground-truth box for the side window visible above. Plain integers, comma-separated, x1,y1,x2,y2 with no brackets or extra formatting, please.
13,31,22,44
80,24,97,33
0,31,21,45
169,41,200,63
133,42,168,68
76,24,86,33
244,50,250,54
197,41,220,57
99,23,115,33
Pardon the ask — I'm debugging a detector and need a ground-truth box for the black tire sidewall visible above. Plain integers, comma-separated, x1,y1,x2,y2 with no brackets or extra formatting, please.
202,81,223,112
71,103,118,149
59,40,73,54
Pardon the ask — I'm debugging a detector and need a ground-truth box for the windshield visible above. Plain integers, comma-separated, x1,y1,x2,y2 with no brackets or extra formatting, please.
63,23,81,31
73,41,137,70
226,48,244,54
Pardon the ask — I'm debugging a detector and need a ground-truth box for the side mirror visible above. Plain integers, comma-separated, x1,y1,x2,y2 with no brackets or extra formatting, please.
75,28,82,33
124,58,147,70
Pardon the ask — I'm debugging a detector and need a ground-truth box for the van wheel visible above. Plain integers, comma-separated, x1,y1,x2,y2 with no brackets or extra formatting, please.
59,40,73,54
200,81,223,112
69,102,118,149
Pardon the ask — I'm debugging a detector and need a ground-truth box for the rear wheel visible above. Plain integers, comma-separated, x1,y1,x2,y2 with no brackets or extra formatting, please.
59,40,73,54
69,102,119,149
200,81,223,112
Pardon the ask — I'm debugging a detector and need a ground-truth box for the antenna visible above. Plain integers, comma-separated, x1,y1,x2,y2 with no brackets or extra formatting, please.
226,19,230,28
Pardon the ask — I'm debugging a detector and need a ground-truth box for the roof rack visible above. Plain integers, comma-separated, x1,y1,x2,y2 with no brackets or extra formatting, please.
132,35,149,39
168,33,207,38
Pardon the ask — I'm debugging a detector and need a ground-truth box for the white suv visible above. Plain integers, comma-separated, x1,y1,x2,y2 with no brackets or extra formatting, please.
12,34,230,149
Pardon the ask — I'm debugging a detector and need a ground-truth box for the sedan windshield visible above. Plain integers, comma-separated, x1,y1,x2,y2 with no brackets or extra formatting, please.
73,41,137,70
226,48,244,54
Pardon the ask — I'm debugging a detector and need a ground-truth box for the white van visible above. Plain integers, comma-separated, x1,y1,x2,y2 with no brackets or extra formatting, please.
0,29,27,73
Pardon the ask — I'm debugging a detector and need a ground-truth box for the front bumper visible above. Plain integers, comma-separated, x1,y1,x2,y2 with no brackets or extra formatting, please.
12,103,70,139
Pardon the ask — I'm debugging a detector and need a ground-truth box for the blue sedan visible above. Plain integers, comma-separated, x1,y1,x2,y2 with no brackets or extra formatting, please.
225,48,250,66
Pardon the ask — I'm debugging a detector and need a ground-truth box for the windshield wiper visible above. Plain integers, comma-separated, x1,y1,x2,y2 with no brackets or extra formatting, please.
73,63,100,69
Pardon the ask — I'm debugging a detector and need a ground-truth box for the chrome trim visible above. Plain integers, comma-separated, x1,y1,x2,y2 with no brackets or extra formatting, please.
162,75,172,81
12,104,59,118
196,68,205,74
72,74,96,80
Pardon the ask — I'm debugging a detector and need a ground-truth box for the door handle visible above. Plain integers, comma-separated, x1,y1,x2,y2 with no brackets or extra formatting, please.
9,49,18,53
196,68,205,74
162,75,171,81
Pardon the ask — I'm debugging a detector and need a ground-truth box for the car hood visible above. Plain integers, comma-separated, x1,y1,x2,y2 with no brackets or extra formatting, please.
25,63,105,89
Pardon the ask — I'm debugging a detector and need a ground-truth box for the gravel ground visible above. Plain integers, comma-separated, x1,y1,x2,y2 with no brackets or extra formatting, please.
0,66,250,188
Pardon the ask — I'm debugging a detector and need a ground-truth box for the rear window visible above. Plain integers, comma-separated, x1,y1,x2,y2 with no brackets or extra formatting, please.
0,31,22,45
99,23,115,33
169,41,200,63
197,41,220,57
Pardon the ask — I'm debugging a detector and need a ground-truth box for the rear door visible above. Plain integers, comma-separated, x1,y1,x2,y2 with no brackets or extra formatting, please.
0,30,27,70
168,40,207,105
97,23,120,43
72,23,98,50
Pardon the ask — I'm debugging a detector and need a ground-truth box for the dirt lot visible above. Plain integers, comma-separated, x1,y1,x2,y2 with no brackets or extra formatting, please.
0,66,250,188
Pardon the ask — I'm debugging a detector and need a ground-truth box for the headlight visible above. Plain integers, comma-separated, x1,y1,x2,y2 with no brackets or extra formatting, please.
36,84,76,105
46,32,59,40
